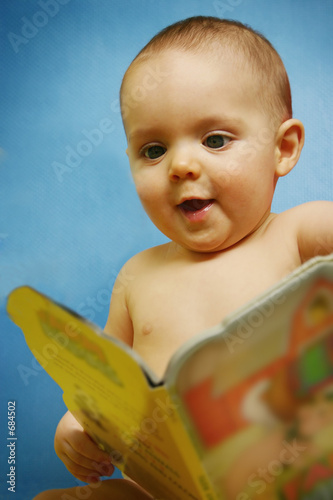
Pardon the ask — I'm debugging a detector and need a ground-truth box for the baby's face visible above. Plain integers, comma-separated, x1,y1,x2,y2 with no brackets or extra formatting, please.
123,49,280,253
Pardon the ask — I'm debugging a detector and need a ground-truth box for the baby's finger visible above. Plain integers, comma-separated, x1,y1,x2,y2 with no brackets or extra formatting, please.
59,447,114,481
70,430,112,464
67,441,113,471
63,459,101,483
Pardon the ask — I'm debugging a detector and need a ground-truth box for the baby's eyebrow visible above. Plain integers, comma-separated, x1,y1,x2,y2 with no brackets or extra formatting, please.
127,126,163,143
194,116,245,133
127,116,245,143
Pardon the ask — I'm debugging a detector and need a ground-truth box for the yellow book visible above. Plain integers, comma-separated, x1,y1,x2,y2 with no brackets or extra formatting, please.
7,255,333,500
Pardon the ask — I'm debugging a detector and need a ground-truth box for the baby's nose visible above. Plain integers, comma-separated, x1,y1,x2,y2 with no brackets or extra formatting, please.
168,148,201,181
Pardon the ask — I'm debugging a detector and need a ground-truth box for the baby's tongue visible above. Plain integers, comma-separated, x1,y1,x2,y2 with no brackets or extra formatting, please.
181,199,210,211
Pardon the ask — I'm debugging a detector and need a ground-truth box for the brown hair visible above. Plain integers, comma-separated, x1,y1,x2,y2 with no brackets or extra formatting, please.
120,16,292,128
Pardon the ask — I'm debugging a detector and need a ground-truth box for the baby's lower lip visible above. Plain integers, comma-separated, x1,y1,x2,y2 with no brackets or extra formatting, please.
178,199,214,221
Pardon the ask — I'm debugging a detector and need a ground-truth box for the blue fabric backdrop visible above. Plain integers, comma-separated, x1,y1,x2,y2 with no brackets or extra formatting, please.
0,1,332,498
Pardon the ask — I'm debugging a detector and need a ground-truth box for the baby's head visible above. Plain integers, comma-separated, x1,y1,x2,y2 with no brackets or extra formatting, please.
121,16,292,131
120,17,304,253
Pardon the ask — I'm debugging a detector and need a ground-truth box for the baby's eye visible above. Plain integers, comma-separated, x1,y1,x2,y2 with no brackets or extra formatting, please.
204,134,230,149
143,145,166,159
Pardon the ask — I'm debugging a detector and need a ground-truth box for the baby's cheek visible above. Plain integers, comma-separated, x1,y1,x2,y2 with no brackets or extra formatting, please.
216,159,244,186
132,175,151,201
134,182,163,217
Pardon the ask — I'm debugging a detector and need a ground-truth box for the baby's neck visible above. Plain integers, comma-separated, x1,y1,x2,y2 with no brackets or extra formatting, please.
168,212,277,262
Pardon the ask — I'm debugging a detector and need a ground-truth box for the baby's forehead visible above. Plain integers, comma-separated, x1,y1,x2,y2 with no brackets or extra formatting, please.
121,49,276,140
122,46,253,94
120,21,290,129
121,47,269,125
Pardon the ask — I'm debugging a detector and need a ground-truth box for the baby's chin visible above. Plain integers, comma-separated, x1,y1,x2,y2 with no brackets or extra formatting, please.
175,238,236,255
161,222,253,255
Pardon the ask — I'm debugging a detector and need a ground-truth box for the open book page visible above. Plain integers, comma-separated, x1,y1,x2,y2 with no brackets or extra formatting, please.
166,255,333,499
7,286,218,500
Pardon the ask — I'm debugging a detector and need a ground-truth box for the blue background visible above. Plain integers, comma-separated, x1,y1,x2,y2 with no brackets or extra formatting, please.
0,0,332,498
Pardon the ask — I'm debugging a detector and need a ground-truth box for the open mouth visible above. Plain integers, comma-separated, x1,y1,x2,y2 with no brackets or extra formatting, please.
178,199,214,212
177,199,215,222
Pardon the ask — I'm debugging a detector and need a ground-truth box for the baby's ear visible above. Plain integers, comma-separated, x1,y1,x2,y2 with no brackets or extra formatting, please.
275,119,305,177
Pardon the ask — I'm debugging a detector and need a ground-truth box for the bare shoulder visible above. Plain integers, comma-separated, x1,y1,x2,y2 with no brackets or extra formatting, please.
277,200,333,219
271,201,333,262
104,243,172,344
119,242,173,275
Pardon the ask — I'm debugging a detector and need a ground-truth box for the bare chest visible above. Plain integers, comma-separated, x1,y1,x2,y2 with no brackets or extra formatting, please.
128,242,300,376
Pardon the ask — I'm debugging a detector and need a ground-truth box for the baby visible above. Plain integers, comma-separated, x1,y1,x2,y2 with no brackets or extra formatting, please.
34,16,333,500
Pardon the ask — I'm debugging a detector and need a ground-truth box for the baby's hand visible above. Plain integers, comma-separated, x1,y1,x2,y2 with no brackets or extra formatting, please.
54,411,114,483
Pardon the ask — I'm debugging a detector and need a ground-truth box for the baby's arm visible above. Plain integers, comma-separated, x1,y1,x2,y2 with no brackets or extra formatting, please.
54,410,114,482
54,263,134,481
294,201,333,261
